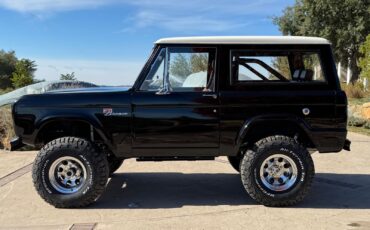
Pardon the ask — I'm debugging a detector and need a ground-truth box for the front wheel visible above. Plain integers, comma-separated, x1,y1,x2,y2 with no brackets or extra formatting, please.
240,135,315,207
32,137,109,208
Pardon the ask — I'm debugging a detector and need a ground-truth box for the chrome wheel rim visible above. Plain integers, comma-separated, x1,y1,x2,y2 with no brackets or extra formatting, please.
48,156,87,194
259,154,298,192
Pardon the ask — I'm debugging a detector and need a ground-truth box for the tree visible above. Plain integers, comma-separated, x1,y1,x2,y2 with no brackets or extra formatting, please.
169,53,209,80
0,51,37,90
274,0,370,80
272,57,291,79
11,59,37,88
191,54,208,73
60,72,77,81
273,4,305,36
170,54,191,78
0,50,18,89
359,34,370,80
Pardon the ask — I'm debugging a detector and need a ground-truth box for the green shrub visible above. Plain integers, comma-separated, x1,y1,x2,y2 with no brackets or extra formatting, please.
365,121,370,129
0,105,15,150
348,116,367,127
0,88,13,95
342,82,365,99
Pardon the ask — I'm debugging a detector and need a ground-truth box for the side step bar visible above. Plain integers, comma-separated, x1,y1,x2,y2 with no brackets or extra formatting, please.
137,156,215,162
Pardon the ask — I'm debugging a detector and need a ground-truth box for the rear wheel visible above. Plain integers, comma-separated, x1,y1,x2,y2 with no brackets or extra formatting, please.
240,135,314,207
32,137,109,208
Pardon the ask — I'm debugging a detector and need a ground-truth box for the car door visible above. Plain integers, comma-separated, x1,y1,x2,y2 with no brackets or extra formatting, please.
131,46,219,156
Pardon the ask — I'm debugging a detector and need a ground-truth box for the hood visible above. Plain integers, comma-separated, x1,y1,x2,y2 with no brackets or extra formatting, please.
14,86,132,108
46,86,132,94
0,81,109,106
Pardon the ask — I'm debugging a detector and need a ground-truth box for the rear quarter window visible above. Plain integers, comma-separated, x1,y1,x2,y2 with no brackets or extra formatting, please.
231,50,326,84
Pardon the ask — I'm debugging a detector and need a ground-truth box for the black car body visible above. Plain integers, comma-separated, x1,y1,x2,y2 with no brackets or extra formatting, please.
10,36,350,208
12,37,349,156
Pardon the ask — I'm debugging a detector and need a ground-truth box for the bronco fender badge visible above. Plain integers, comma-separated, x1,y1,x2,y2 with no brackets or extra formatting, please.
103,108,128,117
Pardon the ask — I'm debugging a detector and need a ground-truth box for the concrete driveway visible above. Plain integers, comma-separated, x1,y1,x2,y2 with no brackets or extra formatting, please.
0,132,370,230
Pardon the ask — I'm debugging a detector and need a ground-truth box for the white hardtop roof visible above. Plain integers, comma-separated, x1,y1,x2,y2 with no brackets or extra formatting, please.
155,36,330,45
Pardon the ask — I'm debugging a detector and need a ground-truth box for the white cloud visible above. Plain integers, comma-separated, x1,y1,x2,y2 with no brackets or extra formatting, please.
128,0,281,15
0,0,280,13
0,0,284,33
120,11,252,33
120,0,284,33
0,0,113,12
33,58,144,86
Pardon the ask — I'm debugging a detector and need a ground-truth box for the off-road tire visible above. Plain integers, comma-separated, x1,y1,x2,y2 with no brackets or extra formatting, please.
107,155,124,176
32,137,109,208
227,156,241,172
240,135,315,207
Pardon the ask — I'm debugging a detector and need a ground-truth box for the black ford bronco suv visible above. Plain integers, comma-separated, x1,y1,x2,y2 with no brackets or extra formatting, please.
11,36,350,208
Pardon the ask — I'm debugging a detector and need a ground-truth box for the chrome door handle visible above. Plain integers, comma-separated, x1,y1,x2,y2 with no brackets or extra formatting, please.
202,94,217,99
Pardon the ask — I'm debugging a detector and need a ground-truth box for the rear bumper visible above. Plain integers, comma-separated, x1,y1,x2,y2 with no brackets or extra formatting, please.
10,137,24,151
343,139,351,151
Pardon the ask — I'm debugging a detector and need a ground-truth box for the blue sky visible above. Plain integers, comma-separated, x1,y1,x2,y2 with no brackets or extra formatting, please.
0,0,294,85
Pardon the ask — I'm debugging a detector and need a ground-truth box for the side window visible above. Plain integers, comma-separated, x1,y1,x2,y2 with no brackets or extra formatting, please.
302,53,325,81
168,48,216,92
231,50,326,83
140,47,216,92
235,56,291,81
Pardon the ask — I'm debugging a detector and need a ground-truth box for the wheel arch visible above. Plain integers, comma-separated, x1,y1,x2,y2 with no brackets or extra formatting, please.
236,114,315,154
34,116,113,150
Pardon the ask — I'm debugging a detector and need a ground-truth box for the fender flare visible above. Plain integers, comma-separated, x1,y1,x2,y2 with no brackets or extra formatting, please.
235,114,314,150
34,114,112,149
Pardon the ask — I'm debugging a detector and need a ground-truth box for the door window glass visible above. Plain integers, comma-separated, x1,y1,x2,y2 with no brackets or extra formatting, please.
168,48,216,92
140,47,216,92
